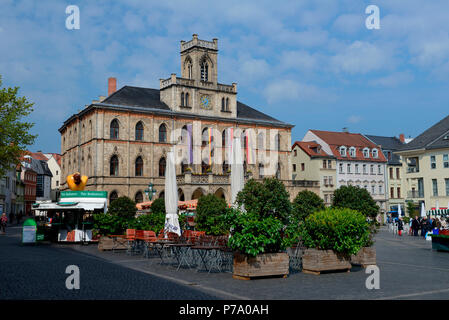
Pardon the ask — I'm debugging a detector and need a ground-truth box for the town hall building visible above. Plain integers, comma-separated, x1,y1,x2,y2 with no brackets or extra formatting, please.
59,35,318,204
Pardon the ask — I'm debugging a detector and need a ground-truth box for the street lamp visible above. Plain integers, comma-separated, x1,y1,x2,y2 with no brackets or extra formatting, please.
144,183,157,201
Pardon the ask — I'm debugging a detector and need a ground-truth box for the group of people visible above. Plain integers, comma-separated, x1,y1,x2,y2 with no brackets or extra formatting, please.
395,215,443,237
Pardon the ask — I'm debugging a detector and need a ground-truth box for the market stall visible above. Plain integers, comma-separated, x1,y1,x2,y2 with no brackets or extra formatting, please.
31,190,108,243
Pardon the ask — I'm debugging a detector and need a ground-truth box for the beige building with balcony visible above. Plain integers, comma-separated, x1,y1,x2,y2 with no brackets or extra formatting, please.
59,35,318,204
395,116,449,213
291,141,335,206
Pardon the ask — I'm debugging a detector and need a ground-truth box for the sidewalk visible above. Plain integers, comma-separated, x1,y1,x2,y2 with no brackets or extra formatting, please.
60,227,449,300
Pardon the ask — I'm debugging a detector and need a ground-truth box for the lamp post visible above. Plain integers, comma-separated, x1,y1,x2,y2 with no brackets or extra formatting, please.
144,183,157,201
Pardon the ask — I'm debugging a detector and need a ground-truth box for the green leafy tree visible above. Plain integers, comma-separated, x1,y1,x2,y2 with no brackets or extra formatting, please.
406,201,416,217
332,185,379,218
292,190,325,222
0,76,37,176
299,208,371,255
196,194,229,235
107,196,137,219
150,197,165,215
226,209,285,257
131,213,165,233
236,177,291,224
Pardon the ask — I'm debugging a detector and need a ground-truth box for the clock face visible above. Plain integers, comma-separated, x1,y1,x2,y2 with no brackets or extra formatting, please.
200,95,212,110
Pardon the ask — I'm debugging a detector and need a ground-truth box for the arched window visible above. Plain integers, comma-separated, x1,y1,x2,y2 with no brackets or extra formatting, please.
181,159,189,174
202,128,209,147
135,156,143,176
109,191,118,203
185,93,189,107
188,63,192,79
222,130,226,148
222,161,229,174
200,60,208,82
134,191,143,204
349,147,356,157
372,148,379,158
221,98,225,111
202,161,210,174
135,121,144,141
110,155,119,176
159,124,167,143
274,134,280,151
276,162,281,179
89,120,92,140
257,132,264,150
226,98,229,111
159,157,166,177
181,92,185,107
259,163,264,178
110,119,119,139
242,130,247,149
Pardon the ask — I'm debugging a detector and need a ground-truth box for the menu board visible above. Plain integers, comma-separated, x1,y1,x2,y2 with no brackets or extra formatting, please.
22,225,36,243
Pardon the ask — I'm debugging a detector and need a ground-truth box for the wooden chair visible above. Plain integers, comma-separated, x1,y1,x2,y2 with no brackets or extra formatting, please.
125,229,137,255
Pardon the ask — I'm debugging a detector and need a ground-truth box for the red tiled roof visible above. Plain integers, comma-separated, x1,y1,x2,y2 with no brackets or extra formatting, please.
27,152,48,161
292,141,333,158
309,130,387,162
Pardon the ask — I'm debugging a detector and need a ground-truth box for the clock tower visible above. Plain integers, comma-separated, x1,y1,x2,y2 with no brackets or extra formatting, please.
159,34,237,119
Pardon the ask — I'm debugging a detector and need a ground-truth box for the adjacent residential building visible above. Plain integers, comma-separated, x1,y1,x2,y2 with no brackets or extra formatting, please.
43,153,62,200
365,134,406,213
302,130,388,217
395,115,449,212
292,141,336,206
0,165,17,215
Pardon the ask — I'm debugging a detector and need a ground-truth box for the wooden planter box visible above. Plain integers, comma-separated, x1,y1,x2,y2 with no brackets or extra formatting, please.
233,252,289,280
350,247,376,267
302,248,351,275
98,236,127,251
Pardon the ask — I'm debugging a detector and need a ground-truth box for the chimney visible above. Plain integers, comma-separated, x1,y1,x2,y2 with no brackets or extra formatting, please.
108,77,117,96
342,127,349,133
399,133,405,143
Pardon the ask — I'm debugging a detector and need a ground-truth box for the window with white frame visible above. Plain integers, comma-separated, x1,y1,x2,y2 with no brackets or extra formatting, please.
371,185,376,194
363,164,367,174
339,146,347,157
379,185,383,194
347,163,351,173
363,148,369,158
339,163,344,173
431,155,436,169
378,165,382,174
444,154,449,168
372,148,378,158
370,164,374,174
349,147,356,157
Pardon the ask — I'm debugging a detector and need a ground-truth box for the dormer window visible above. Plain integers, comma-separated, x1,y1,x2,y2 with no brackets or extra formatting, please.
372,148,378,158
339,146,347,157
349,147,356,157
363,148,370,158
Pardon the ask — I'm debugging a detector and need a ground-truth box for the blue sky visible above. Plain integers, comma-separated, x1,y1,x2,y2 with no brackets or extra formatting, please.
1,0,449,153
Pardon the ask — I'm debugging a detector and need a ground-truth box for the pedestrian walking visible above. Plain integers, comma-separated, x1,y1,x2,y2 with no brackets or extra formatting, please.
421,216,430,237
412,216,420,236
398,217,404,236
1,213,8,234
17,211,22,225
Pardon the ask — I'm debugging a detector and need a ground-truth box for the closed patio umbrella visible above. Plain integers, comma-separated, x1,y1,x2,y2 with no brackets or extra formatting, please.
164,150,181,236
421,202,427,218
397,204,402,216
230,135,244,207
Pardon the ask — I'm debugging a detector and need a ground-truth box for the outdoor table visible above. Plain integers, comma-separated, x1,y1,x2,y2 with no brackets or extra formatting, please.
135,236,157,258
191,245,223,273
151,240,176,264
170,243,195,270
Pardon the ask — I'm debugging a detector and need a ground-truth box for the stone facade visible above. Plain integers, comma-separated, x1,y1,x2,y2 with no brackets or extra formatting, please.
59,35,318,204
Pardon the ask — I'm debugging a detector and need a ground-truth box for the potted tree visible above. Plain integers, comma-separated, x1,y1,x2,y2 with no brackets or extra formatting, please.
332,185,379,266
227,178,292,280
300,208,371,274
94,196,137,251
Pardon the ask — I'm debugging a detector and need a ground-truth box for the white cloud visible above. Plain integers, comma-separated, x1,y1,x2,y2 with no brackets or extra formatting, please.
347,115,362,124
332,14,364,34
370,72,414,87
330,41,393,74
264,79,320,104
